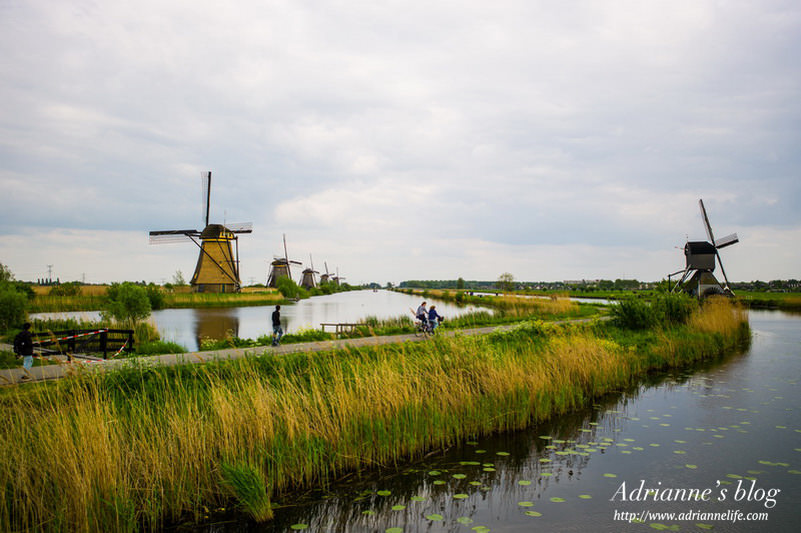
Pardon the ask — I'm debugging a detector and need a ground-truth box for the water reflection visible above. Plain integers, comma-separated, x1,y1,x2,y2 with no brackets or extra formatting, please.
201,311,801,532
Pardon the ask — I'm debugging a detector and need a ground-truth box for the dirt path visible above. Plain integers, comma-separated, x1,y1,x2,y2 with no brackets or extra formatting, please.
0,318,603,386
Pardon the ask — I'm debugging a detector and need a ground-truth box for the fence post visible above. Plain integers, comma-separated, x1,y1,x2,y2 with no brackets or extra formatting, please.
69,330,76,353
100,330,108,359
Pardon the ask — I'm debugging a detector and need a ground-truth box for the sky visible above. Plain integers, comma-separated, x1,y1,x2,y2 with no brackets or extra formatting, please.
1,0,799,286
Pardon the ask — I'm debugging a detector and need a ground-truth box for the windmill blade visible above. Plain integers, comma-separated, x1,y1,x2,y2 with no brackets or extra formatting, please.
715,251,733,291
148,230,199,244
202,171,212,227
698,199,716,244
715,233,739,249
224,222,253,233
289,260,303,265
324,262,329,275
149,229,200,236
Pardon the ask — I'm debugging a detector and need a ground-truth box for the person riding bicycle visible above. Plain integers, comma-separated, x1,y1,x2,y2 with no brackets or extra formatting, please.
428,305,442,332
416,301,428,327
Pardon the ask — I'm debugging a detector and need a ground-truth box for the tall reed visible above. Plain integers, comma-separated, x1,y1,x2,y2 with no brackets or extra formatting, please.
0,300,748,531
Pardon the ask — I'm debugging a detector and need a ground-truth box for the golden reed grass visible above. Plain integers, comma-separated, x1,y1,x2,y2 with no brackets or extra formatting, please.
0,300,748,531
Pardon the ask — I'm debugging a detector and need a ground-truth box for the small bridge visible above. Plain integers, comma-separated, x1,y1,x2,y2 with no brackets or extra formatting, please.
33,328,135,360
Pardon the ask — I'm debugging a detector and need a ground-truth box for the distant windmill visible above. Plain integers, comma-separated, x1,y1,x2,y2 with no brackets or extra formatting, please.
669,199,739,298
267,234,302,287
332,266,346,286
300,254,319,289
319,262,331,284
149,171,252,293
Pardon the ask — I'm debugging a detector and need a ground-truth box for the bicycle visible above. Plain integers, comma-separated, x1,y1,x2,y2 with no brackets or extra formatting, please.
414,319,433,337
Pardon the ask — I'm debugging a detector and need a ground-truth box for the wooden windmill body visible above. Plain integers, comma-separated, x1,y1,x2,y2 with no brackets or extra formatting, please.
669,199,738,299
149,172,252,293
300,254,319,289
267,234,302,288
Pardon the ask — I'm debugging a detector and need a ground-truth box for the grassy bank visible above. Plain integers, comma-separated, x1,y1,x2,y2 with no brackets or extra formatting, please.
735,291,801,312
29,286,285,313
0,299,748,531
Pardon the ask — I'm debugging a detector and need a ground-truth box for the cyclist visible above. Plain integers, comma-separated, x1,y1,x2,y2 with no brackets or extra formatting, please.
416,301,428,329
428,305,442,332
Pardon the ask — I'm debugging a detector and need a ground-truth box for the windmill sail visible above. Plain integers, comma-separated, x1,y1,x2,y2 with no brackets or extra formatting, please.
148,170,252,293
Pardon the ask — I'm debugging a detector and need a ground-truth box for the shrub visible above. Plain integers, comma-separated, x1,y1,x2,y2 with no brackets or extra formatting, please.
276,277,309,300
48,281,82,296
652,292,697,326
145,283,165,310
0,283,28,331
103,282,152,323
610,298,657,330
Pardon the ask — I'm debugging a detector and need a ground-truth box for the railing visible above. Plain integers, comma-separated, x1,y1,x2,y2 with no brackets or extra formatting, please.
33,329,135,359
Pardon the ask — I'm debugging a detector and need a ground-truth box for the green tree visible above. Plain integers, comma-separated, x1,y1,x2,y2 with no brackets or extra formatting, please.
0,284,27,331
0,263,14,283
0,263,28,331
103,282,152,323
172,269,187,286
276,277,308,300
497,272,515,292
457,277,465,290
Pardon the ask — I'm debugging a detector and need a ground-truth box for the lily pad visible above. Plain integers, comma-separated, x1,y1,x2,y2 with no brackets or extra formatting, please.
518,480,532,486
391,505,406,511
377,490,392,496
454,493,469,499
550,497,566,503
457,517,474,524
290,526,308,531
525,511,543,517
410,495,426,502
453,474,467,479
386,528,403,533
579,494,592,499
425,513,444,521
518,501,535,507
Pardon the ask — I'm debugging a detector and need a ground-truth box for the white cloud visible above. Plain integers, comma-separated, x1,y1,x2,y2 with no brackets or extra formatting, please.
0,0,799,284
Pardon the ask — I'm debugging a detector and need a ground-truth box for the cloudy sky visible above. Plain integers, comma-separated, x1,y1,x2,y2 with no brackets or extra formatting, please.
1,0,799,286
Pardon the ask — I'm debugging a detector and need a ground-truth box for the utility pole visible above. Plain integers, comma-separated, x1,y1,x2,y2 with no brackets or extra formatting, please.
47,264,53,284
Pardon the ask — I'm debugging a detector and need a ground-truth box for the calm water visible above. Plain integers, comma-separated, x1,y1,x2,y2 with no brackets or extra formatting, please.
33,290,488,351
224,310,800,532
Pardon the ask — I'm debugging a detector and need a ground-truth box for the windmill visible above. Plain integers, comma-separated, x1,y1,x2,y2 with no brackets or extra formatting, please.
267,234,302,287
332,266,346,286
149,171,252,293
668,199,739,298
319,262,331,284
300,254,319,289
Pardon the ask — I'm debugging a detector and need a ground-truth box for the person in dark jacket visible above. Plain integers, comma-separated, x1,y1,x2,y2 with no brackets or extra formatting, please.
13,322,35,379
428,306,442,332
271,305,283,346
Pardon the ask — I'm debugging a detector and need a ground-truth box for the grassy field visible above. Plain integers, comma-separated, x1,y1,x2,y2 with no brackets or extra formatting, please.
0,298,749,531
734,291,801,311
28,285,284,313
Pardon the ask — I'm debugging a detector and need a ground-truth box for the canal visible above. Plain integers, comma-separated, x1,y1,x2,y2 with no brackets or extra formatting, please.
32,290,490,352
224,309,799,532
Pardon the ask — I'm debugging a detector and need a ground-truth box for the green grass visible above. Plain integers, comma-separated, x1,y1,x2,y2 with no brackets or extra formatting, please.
0,300,749,531
735,291,801,311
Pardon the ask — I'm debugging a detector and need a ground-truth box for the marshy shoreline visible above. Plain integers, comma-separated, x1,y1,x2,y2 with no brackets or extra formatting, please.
0,298,750,531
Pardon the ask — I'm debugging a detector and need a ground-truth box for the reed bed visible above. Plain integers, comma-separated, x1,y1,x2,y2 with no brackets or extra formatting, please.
0,300,749,531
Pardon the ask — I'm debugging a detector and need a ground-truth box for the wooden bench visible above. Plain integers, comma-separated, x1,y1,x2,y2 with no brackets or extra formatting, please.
320,323,366,335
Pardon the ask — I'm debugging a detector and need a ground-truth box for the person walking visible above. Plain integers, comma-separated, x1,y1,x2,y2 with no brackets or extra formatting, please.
271,305,283,346
13,322,35,380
